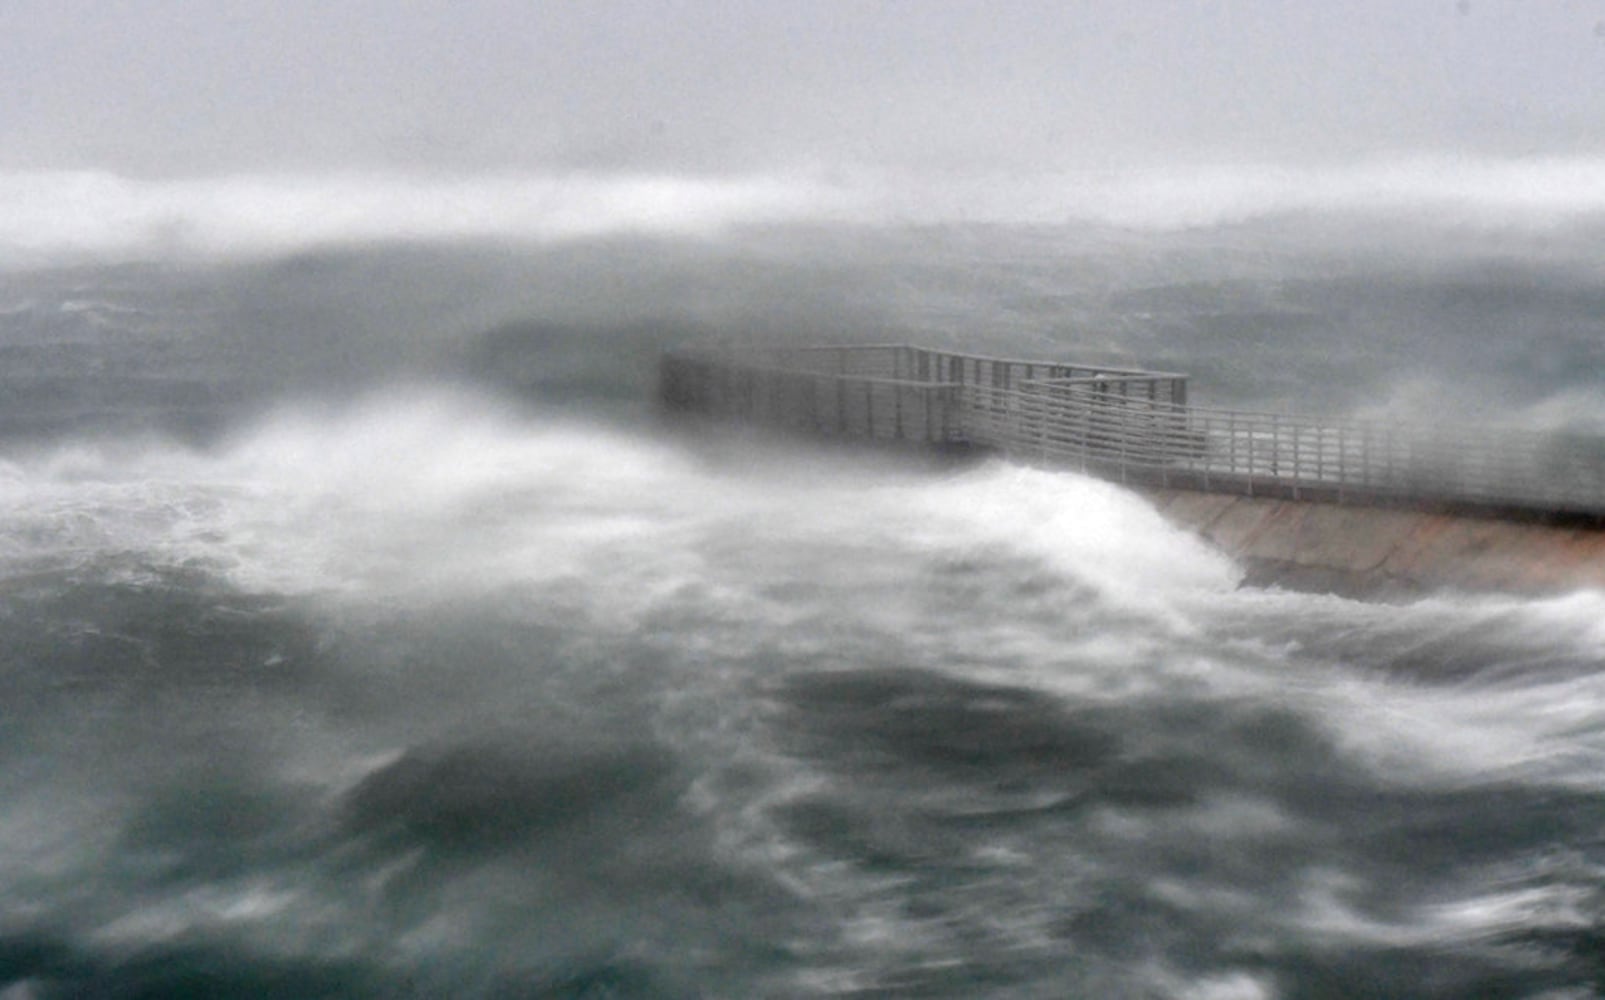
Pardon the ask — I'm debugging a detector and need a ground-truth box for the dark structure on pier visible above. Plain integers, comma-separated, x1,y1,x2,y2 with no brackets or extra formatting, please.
660,343,1605,522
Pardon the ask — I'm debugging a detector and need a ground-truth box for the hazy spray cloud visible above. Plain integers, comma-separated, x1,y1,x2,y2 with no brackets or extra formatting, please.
4,0,1605,176
7,157,1605,265
5,0,1605,264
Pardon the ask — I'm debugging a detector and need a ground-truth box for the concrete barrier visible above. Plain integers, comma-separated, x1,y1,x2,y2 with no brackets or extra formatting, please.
1144,488,1605,597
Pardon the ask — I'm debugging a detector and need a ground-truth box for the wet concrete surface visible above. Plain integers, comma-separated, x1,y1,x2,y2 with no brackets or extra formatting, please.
1144,488,1605,597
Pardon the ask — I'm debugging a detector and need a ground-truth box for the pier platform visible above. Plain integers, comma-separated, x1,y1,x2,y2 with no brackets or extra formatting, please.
661,342,1605,594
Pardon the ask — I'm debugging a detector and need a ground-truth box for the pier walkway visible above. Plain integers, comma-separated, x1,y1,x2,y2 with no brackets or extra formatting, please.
660,344,1605,520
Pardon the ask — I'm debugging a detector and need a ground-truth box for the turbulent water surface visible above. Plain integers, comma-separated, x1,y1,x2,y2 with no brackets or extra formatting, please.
3,209,1605,998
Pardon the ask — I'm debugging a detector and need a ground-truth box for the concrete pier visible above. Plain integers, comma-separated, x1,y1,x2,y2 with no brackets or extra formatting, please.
1145,489,1605,596
662,342,1605,596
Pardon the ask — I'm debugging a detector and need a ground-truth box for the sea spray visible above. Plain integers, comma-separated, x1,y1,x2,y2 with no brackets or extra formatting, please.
2,226,1604,996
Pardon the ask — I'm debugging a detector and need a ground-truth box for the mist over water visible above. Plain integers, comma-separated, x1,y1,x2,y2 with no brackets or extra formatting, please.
9,157,1605,259
2,169,1605,997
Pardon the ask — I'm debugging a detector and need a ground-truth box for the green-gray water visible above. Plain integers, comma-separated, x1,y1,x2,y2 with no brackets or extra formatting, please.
3,217,1604,998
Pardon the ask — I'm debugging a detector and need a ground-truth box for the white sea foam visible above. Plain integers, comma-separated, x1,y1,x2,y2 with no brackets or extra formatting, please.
1280,860,1600,954
0,391,1246,706
2,389,1596,795
856,155,1605,230
4,155,1605,264
3,390,1602,994
0,169,845,263
1204,586,1605,791
1174,971,1279,1000
899,461,1241,603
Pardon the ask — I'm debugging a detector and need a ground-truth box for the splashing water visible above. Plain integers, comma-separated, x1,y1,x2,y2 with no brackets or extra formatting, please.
2,217,1604,997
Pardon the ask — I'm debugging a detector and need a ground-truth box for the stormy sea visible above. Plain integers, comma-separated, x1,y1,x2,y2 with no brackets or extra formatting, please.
3,173,1605,998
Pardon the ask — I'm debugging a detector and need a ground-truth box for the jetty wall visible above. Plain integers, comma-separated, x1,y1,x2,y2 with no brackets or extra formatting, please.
1145,488,1605,596
661,343,1605,596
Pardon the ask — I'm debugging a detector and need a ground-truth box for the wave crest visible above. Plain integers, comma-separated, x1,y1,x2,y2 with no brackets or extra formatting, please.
5,156,1605,264
0,170,841,263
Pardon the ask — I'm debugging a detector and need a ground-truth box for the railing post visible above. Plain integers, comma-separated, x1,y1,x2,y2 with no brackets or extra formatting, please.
1119,399,1130,484
1270,418,1279,482
1079,396,1090,471
1037,389,1048,462
1361,424,1371,494
1336,426,1346,504
1228,412,1237,486
1290,419,1301,499
1246,421,1255,497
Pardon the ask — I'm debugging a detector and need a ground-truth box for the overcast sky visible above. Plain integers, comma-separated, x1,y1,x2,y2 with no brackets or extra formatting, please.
4,0,1604,178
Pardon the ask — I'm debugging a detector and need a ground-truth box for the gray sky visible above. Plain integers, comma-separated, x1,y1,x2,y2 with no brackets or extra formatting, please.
4,0,1605,177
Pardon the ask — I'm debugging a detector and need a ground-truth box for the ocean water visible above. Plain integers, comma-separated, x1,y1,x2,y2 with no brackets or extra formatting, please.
2,195,1605,998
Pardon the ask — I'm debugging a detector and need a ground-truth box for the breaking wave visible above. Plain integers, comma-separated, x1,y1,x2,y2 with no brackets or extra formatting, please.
4,386,1605,996
0,170,846,263
4,193,1605,996
6,155,1605,264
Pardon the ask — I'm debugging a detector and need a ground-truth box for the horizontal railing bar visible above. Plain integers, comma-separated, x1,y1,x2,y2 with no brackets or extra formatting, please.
915,348,1183,380
1019,374,1192,385
711,369,961,391
1007,387,1599,451
694,343,917,356
670,343,1191,383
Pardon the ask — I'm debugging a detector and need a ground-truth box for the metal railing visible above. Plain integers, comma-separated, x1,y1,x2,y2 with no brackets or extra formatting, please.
959,383,1605,515
661,344,1605,517
675,344,1187,401
658,349,962,443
